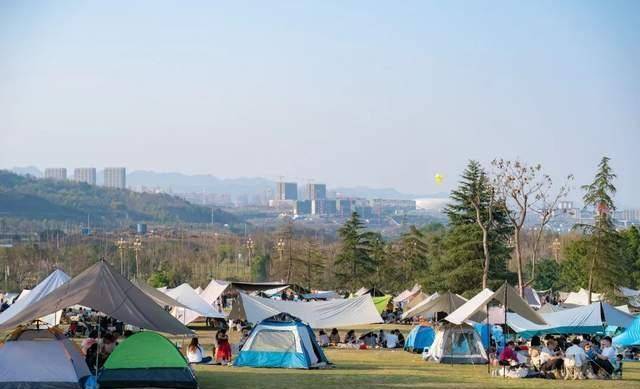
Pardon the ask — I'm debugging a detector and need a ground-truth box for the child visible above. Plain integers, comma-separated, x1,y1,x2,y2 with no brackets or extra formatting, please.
613,354,623,379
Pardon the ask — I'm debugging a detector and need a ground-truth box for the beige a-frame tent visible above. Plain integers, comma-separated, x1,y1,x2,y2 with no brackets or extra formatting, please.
401,291,467,320
0,261,192,334
446,283,546,326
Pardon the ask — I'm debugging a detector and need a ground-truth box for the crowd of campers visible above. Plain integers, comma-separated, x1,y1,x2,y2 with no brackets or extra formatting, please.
3,264,640,388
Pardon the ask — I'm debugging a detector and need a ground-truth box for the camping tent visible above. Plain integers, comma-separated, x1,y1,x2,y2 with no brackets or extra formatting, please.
194,286,203,295
199,279,230,309
563,288,603,306
99,331,197,389
0,328,91,389
0,269,71,327
613,316,640,347
234,313,330,369
405,292,429,312
231,293,382,328
426,324,488,364
507,301,634,337
0,261,192,334
404,325,435,353
372,295,393,314
393,284,421,304
301,291,341,300
354,287,386,297
401,292,467,320
164,283,225,324
538,304,564,314
445,283,546,326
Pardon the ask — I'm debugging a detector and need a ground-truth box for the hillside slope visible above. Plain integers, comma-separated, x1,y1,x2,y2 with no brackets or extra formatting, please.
0,170,239,227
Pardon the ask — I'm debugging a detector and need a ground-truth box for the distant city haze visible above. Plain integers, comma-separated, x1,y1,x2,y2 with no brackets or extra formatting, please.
1,1,638,206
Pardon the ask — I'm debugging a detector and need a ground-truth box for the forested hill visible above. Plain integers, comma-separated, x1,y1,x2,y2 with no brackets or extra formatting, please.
0,170,240,227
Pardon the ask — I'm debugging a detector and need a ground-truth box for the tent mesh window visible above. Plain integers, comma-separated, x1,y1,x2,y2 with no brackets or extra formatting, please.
249,329,296,352
444,331,481,356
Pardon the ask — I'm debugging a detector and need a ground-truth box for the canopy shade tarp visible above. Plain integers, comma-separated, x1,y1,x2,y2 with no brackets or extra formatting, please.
200,279,230,305
164,283,225,324
507,301,634,337
446,283,546,326
619,286,640,297
301,291,341,300
393,284,421,304
405,292,429,311
0,261,192,334
523,287,542,309
614,316,640,347
230,281,290,293
0,269,71,327
132,280,189,309
233,293,382,328
401,292,467,320
563,288,603,306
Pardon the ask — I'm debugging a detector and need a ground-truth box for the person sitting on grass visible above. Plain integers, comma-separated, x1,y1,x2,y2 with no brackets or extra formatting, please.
318,330,330,347
385,330,398,349
377,330,386,348
540,339,564,377
396,330,405,348
344,330,357,344
590,336,616,376
186,337,213,364
613,354,623,378
499,341,518,366
528,336,542,370
329,328,341,345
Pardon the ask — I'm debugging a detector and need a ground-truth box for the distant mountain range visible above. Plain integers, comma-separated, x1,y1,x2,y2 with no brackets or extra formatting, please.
10,167,446,200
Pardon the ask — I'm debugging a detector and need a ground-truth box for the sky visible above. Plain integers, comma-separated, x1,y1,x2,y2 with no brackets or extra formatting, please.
1,1,639,205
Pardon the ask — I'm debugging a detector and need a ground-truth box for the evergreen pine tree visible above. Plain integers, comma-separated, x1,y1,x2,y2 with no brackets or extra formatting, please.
335,212,377,290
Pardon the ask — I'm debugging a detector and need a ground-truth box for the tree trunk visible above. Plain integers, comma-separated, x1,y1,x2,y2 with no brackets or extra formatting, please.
515,229,524,297
481,226,490,289
587,242,599,305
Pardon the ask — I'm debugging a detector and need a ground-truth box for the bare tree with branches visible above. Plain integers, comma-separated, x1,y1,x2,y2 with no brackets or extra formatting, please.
492,159,551,296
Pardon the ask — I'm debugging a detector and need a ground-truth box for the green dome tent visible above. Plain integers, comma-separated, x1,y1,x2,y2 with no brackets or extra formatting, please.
99,332,198,389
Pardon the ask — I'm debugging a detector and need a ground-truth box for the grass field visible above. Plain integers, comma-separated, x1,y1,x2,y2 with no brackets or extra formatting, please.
189,324,640,388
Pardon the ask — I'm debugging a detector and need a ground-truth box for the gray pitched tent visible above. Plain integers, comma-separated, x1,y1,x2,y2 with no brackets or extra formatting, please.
0,260,192,334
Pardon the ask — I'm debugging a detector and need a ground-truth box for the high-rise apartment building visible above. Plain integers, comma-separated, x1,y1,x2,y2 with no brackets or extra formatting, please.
74,168,96,185
307,183,326,201
104,167,126,189
44,168,67,180
276,182,298,200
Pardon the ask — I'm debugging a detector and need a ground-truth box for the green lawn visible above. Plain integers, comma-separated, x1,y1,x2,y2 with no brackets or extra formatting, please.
195,348,640,388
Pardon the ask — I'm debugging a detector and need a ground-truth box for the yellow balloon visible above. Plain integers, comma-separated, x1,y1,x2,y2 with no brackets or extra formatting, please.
434,173,444,185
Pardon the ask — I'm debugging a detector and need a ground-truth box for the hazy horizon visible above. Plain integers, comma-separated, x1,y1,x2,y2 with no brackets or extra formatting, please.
1,1,639,205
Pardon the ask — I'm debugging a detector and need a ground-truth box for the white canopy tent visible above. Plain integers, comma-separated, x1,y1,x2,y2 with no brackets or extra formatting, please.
132,280,189,309
200,279,230,309
194,286,203,295
163,283,226,324
0,261,192,334
446,283,547,326
401,292,467,320
563,288,603,306
232,293,383,328
0,269,71,327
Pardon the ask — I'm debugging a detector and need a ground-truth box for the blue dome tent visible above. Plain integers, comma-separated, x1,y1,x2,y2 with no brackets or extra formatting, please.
404,325,435,353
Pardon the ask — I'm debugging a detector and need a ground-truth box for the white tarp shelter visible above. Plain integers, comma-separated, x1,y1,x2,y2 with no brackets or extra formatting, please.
563,288,603,306
0,269,71,327
401,292,467,320
132,280,189,309
507,301,634,337
164,283,225,324
194,286,203,295
0,261,192,334
233,293,382,328
446,283,547,326
523,287,542,309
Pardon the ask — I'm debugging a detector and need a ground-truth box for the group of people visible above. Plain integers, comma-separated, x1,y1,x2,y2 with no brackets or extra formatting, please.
381,307,405,324
317,328,405,349
186,329,233,365
498,334,623,379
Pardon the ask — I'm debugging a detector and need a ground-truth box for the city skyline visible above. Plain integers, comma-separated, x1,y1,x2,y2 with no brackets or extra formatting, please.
1,1,639,206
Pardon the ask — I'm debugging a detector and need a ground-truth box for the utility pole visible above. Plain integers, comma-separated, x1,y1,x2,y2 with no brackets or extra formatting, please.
116,238,128,277
133,237,143,280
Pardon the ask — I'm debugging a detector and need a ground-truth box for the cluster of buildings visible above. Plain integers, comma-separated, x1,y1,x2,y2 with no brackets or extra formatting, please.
43,167,126,189
269,182,416,218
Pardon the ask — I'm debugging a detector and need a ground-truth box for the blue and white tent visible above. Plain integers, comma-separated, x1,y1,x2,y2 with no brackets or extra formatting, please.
507,301,634,338
404,325,435,353
234,313,330,369
614,316,640,347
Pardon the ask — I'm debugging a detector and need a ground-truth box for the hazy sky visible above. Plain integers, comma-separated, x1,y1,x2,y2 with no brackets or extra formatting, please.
1,1,639,205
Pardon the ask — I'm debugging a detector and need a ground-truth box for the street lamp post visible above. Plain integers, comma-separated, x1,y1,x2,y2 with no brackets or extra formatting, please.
132,237,143,280
116,238,128,277
276,238,285,277
551,238,561,262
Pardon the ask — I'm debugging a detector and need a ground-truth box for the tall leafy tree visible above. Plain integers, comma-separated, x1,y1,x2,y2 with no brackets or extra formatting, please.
580,156,625,302
335,212,378,290
441,161,513,291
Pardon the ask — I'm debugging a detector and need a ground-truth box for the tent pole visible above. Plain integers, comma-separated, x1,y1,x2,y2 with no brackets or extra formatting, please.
486,302,490,374
503,283,507,380
95,316,101,382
